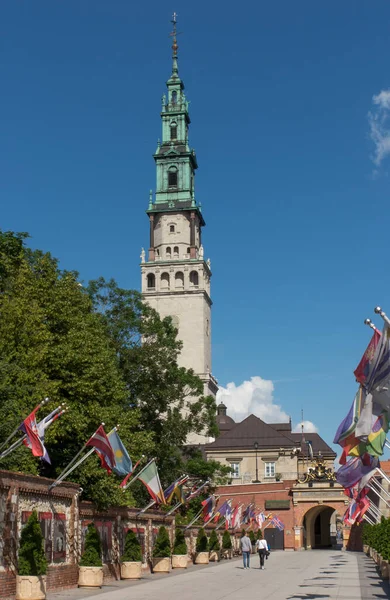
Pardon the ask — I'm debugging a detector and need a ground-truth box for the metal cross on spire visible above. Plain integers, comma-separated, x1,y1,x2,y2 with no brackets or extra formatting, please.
169,12,179,56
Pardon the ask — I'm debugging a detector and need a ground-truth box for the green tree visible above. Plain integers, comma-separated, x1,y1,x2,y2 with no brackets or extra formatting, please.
172,528,187,555
195,528,209,552
0,231,152,507
222,530,232,549
153,526,171,558
249,530,255,545
80,524,102,567
18,511,47,576
256,529,263,540
209,529,220,552
121,530,142,562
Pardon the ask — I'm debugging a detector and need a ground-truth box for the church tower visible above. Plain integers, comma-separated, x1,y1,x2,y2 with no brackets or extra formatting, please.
140,15,218,428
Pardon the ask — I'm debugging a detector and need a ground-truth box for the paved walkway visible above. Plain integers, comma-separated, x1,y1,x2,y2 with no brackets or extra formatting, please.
48,550,390,600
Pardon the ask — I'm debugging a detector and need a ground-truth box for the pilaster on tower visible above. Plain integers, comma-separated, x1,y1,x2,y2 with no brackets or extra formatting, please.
141,15,218,443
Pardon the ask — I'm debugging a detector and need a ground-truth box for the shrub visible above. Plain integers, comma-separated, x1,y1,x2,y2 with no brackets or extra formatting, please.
256,530,263,540
121,530,142,562
80,524,102,567
153,526,171,558
209,530,220,552
222,530,232,549
173,528,187,555
18,511,47,576
195,528,209,552
249,530,256,545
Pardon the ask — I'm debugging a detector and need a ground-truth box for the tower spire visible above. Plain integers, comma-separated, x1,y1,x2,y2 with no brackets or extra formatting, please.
169,12,179,77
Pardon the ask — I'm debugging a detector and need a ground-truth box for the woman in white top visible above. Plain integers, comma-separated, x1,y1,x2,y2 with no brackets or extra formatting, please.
255,537,269,569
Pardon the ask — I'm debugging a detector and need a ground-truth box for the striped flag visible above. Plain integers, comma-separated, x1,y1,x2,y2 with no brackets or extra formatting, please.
86,425,115,471
201,495,216,523
354,328,381,385
138,459,166,504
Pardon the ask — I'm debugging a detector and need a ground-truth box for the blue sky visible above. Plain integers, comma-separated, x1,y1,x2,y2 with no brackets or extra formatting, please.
2,1,390,456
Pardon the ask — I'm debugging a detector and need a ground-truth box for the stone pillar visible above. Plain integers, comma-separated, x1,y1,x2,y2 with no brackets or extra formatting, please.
342,525,350,551
148,215,155,261
190,212,196,259
294,526,304,551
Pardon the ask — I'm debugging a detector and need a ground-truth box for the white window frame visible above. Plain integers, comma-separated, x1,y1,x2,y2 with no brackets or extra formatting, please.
264,462,276,478
230,462,240,479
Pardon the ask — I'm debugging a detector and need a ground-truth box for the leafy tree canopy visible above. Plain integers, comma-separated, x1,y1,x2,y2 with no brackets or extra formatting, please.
0,231,219,510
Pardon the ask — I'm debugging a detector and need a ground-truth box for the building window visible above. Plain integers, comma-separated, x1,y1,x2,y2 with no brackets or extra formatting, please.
175,271,184,288
173,246,179,257
189,271,199,286
230,463,240,479
168,170,177,187
170,124,177,140
265,462,276,478
172,91,177,104
170,225,175,233
166,246,171,258
147,273,155,289
161,272,170,289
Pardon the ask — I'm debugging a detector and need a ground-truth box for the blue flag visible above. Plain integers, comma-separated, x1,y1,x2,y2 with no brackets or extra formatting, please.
107,430,132,477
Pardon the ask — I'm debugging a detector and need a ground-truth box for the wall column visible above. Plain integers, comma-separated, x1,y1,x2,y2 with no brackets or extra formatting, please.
148,215,155,261
190,212,196,259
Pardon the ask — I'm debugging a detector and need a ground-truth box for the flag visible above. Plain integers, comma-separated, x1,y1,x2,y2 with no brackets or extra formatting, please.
348,411,389,459
19,407,46,459
271,516,284,530
23,406,63,464
231,505,242,529
306,441,313,460
225,503,233,529
334,388,364,446
201,495,216,522
336,455,379,489
365,325,390,394
256,512,265,527
354,328,381,385
106,430,132,477
164,476,187,504
86,425,115,472
138,459,166,504
213,500,231,522
185,481,208,502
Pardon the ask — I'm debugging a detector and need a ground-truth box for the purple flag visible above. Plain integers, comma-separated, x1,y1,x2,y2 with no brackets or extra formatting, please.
336,456,379,489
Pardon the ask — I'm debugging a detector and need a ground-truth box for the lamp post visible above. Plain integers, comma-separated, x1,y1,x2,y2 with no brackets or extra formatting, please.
253,442,260,483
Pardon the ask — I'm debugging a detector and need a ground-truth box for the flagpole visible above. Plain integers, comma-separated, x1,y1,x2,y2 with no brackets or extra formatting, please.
48,423,110,491
374,306,390,327
185,507,203,530
363,514,375,525
185,479,210,502
370,477,390,502
164,502,182,517
136,500,156,516
0,397,50,452
367,481,390,509
122,458,155,491
120,455,145,488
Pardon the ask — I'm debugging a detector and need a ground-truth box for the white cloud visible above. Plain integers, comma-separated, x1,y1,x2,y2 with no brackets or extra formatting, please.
217,376,287,423
368,89,390,166
217,376,320,433
292,420,319,434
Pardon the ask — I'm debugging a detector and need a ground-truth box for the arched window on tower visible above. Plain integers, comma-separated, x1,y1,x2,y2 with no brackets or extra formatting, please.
147,273,155,289
172,91,177,105
166,246,171,258
170,122,177,140
168,168,178,188
173,246,179,258
175,271,184,289
189,271,199,287
161,272,170,290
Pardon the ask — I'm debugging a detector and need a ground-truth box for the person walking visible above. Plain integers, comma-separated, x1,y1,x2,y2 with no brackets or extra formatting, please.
240,532,252,569
255,536,269,569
